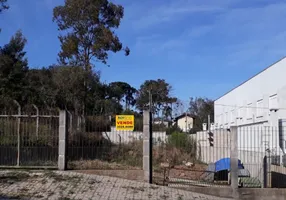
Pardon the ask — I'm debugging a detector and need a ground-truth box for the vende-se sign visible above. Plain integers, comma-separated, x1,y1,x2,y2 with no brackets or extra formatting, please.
116,115,134,131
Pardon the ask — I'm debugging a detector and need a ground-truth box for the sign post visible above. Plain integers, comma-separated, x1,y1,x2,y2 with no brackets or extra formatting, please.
115,115,134,131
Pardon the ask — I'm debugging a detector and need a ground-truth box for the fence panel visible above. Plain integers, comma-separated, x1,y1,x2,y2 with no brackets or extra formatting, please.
67,110,144,172
151,125,231,187
238,126,286,188
0,104,59,167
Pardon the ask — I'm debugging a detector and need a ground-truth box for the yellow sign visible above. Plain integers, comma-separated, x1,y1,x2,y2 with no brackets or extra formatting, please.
116,115,134,131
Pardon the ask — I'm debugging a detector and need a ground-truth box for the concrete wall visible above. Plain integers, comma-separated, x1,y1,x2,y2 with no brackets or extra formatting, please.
103,127,167,144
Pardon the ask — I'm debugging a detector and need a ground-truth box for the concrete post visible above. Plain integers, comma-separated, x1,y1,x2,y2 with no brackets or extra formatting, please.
58,110,68,170
143,110,152,183
230,126,239,199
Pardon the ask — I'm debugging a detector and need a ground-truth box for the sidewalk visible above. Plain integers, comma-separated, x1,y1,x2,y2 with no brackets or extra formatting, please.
0,170,232,200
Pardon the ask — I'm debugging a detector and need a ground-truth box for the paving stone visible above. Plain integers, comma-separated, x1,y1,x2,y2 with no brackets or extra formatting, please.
0,170,232,200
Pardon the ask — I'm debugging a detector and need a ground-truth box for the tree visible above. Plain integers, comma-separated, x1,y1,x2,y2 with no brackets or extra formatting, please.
0,31,28,103
26,68,56,107
188,97,214,131
136,79,177,120
108,81,137,110
0,0,8,11
52,0,130,71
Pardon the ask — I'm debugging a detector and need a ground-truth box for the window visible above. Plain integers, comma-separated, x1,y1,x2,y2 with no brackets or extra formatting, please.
256,99,263,117
230,110,235,123
225,112,228,124
237,107,243,119
269,94,278,110
247,103,252,119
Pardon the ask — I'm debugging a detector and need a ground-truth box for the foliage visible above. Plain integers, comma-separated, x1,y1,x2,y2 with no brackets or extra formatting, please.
165,124,182,135
111,140,143,167
0,119,56,146
168,132,197,154
53,0,129,70
136,79,177,120
189,97,214,131
0,0,8,13
108,82,137,110
85,116,111,132
0,31,28,103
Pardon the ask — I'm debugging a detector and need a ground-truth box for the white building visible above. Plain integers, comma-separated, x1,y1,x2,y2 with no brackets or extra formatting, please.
214,57,286,155
174,113,194,132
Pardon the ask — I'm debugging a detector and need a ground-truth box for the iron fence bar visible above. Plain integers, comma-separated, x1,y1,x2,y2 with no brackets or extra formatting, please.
32,104,39,139
13,100,21,167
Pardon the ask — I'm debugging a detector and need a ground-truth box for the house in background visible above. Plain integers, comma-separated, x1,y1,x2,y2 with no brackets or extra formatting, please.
174,113,194,132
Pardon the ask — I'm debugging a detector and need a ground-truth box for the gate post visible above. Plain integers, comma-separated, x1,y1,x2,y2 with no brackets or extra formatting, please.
58,110,67,170
230,126,239,199
143,110,152,183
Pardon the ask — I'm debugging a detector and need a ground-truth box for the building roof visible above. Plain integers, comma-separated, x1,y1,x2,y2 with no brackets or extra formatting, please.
174,113,194,121
215,56,286,102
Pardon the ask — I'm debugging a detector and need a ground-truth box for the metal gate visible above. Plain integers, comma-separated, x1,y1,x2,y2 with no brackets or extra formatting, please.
0,102,59,167
151,122,231,188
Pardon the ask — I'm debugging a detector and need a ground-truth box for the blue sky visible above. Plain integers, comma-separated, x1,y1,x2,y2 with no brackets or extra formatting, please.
1,0,286,103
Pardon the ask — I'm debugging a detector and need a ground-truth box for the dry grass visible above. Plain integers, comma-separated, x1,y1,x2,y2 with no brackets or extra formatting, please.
68,159,141,170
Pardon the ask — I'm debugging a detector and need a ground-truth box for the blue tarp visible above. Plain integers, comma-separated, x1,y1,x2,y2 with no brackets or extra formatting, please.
215,158,244,172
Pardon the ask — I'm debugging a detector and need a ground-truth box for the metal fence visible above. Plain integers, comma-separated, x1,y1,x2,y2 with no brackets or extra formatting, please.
147,121,286,189
66,111,145,170
1,104,285,189
151,127,231,187
0,102,59,167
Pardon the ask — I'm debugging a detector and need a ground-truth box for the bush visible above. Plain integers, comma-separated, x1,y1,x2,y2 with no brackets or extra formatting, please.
167,132,197,154
85,116,111,132
166,125,182,135
0,118,57,146
110,140,143,167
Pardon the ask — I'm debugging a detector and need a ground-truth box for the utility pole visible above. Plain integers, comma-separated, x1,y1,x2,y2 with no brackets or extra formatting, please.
185,112,187,132
208,114,211,131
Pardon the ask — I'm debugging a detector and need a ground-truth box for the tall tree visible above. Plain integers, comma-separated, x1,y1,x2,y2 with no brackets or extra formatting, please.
188,97,214,131
0,31,28,103
108,81,137,110
26,68,56,107
53,0,130,71
136,79,177,119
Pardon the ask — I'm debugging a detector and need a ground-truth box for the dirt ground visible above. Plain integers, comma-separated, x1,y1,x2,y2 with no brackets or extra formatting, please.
74,163,207,182
74,169,145,182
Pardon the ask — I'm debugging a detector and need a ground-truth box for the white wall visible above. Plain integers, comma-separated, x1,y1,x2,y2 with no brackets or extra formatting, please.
215,57,286,128
103,127,167,144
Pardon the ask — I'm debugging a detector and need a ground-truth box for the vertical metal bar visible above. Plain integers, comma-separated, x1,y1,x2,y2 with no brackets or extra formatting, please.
32,104,39,140
14,100,21,167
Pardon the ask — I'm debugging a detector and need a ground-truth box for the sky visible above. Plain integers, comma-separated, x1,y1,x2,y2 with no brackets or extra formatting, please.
1,0,286,103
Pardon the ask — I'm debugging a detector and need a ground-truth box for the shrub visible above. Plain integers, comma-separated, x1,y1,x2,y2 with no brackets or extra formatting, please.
166,125,182,135
85,116,111,132
167,132,197,156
